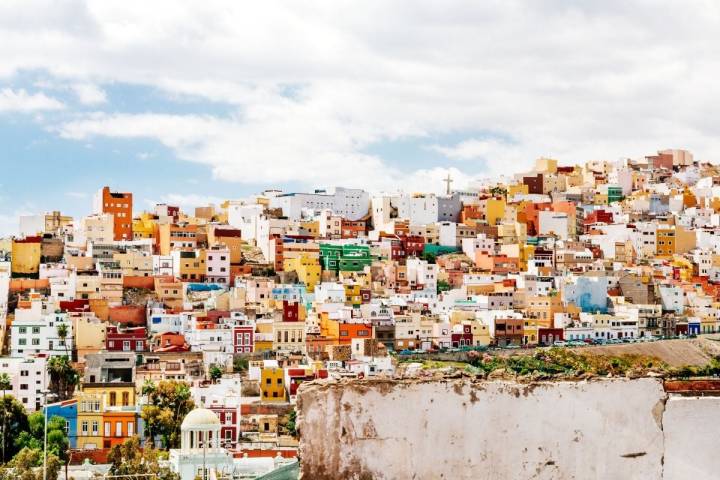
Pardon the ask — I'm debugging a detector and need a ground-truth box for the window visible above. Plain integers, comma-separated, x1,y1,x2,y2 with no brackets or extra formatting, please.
135,341,143,351
115,422,122,437
92,421,99,435
19,338,26,345
81,421,88,435
31,339,40,346
122,391,130,406
109,392,116,406
32,327,40,334
123,341,131,351
127,422,134,437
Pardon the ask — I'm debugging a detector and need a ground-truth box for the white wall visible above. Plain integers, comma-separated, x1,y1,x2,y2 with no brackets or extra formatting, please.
299,378,666,479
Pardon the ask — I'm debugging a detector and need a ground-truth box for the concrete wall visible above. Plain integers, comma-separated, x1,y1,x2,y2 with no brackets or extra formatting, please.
663,397,720,479
298,378,716,480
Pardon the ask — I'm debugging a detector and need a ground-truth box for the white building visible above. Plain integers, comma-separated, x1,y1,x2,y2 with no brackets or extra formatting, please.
169,408,290,480
153,255,174,276
0,355,49,411
10,300,74,358
391,194,438,225
462,234,495,258
269,187,369,221
538,211,570,240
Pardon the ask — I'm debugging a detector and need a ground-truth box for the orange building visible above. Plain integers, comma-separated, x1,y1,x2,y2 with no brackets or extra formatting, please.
96,186,133,241
338,322,373,345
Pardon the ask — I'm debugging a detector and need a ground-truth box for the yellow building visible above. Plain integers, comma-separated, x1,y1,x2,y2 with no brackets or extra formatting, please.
485,198,506,227
176,249,206,281
273,321,306,353
76,390,104,450
11,237,42,276
507,183,529,198
260,367,287,403
670,255,694,282
535,157,558,174
79,383,138,449
73,315,107,362
523,319,540,346
253,319,275,352
131,213,158,240
283,254,321,293
344,284,362,306
113,250,153,276
656,225,695,259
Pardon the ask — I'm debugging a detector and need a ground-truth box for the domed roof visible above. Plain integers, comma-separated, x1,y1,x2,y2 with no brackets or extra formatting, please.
181,408,221,430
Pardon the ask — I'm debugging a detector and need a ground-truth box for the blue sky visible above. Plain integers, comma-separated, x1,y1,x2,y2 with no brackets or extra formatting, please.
1,1,719,235
0,70,504,235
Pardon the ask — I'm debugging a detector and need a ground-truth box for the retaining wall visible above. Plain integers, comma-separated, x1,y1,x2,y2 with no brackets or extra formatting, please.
298,378,719,479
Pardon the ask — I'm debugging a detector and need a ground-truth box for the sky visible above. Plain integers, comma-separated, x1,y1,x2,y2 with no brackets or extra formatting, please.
2,0,720,236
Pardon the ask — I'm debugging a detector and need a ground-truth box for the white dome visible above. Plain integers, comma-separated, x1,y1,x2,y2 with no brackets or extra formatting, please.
181,408,221,430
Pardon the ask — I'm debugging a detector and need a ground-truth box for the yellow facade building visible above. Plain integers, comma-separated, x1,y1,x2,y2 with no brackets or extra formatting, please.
283,254,321,293
11,237,42,276
260,367,287,403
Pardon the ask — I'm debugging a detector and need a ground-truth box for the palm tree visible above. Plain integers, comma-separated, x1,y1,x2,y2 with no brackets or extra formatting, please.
0,372,11,462
56,323,69,358
47,356,79,401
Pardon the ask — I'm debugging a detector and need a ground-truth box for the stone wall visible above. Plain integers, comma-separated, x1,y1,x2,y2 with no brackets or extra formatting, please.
297,378,719,479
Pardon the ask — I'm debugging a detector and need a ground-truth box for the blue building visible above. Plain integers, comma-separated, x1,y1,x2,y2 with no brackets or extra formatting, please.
44,399,78,449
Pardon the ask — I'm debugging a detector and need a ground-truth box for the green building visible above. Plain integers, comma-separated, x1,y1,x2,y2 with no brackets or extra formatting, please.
607,185,624,204
320,243,372,272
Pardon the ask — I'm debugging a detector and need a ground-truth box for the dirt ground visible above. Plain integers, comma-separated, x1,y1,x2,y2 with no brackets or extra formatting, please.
568,336,720,367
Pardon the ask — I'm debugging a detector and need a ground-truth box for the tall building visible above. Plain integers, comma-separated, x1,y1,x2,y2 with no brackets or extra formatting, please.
94,186,133,241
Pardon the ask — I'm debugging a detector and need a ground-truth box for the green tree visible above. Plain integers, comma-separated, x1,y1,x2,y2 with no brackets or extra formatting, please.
0,394,29,463
208,364,223,383
233,355,249,373
141,381,194,449
47,356,79,401
14,414,68,462
0,447,61,480
489,186,508,198
436,280,451,294
107,437,179,480
286,410,297,437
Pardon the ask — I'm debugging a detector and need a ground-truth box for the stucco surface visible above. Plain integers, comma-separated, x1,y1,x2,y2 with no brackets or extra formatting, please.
662,396,720,480
298,378,668,480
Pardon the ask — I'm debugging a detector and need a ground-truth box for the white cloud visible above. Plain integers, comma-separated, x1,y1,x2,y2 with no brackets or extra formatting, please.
71,83,107,105
146,193,225,210
4,1,720,186
0,88,64,112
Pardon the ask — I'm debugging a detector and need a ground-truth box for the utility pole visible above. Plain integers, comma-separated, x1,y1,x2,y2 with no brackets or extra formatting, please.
43,391,49,480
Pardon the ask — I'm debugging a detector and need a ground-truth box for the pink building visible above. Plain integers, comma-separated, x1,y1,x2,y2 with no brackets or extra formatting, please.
206,245,231,284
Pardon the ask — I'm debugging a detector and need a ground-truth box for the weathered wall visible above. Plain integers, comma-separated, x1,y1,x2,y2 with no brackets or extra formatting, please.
298,378,668,479
663,396,720,479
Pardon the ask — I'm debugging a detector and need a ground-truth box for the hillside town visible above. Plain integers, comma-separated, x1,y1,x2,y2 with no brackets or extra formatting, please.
2,148,720,479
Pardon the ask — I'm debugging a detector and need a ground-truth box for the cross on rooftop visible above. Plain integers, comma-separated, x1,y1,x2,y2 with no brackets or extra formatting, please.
443,173,453,195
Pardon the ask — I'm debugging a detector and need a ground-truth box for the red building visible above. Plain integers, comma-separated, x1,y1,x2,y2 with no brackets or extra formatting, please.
451,325,473,348
538,328,564,346
403,235,425,258
97,186,133,241
283,301,299,322
233,325,255,353
106,326,147,352
153,332,189,352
